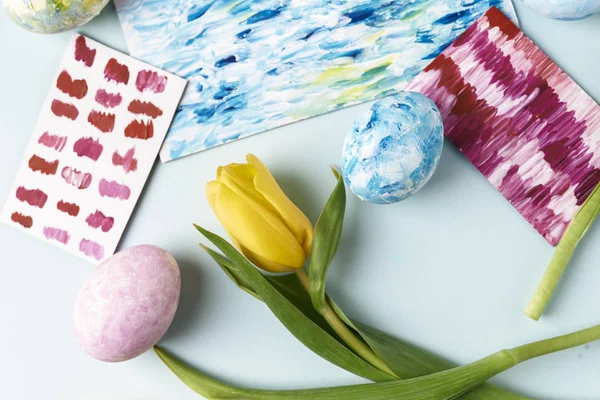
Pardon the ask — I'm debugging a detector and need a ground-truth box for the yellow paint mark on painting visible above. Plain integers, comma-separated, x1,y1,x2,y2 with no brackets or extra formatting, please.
315,66,362,85
334,84,374,104
366,30,386,43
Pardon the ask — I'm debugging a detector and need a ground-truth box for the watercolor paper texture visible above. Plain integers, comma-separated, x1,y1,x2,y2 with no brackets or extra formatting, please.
406,8,600,246
1,35,186,264
115,0,517,162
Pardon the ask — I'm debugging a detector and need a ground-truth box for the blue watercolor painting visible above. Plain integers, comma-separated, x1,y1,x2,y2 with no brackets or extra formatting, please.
115,0,517,162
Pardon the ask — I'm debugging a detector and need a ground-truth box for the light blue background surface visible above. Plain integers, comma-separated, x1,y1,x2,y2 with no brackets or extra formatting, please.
1,2,600,399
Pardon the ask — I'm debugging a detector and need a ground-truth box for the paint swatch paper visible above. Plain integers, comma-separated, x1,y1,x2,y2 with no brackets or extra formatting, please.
406,8,600,246
115,0,517,161
1,34,186,263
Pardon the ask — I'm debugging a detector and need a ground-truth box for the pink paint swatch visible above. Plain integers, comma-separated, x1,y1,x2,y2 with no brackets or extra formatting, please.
95,89,122,108
16,187,47,208
73,137,103,161
38,132,67,152
85,210,114,232
43,227,70,245
136,70,167,93
74,35,96,67
79,238,105,261
62,166,92,189
406,8,600,246
99,179,130,200
112,147,138,174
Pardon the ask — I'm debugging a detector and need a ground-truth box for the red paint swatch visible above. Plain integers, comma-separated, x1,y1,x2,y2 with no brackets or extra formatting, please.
125,119,154,140
73,137,103,161
95,89,122,108
128,100,163,118
56,70,88,99
112,147,138,174
38,132,67,152
88,110,115,133
74,35,96,67
11,212,33,228
61,166,92,189
57,200,80,216
29,154,58,175
80,238,104,261
43,226,70,245
104,58,129,84
98,179,130,200
16,187,47,208
51,99,79,120
86,210,114,232
136,70,167,93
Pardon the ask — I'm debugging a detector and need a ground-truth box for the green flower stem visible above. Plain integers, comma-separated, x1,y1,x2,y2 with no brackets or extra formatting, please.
525,183,600,321
507,323,600,363
156,323,600,399
294,268,397,378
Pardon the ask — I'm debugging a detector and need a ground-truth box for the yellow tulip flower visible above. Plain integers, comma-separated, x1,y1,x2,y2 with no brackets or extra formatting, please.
206,154,313,273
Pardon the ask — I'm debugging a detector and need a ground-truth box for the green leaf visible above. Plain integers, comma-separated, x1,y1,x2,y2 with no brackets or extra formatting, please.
195,225,395,382
309,167,346,313
159,322,600,399
155,345,528,400
202,244,261,300
203,249,528,399
350,321,527,400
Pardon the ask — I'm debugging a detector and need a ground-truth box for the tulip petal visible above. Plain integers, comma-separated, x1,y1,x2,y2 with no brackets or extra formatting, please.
212,182,306,270
238,244,296,273
247,154,314,256
219,164,279,216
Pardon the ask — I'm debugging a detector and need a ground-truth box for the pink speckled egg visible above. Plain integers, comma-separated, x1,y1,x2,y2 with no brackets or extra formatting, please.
74,245,181,362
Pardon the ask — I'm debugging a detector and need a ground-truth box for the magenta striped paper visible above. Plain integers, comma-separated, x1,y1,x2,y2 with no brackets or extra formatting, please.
407,8,600,246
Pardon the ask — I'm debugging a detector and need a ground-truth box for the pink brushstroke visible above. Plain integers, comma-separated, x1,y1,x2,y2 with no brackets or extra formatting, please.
136,70,167,93
85,210,114,232
38,132,67,152
73,137,103,161
99,179,131,200
79,239,105,261
62,166,92,189
406,8,600,246
112,147,138,174
43,227,70,245
95,89,123,108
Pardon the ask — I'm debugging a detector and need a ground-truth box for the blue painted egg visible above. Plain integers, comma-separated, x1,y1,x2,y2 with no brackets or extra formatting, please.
342,92,444,204
521,0,600,20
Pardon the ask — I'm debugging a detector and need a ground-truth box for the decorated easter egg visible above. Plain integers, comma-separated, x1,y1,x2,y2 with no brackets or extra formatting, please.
74,245,181,362
521,0,600,20
4,0,110,34
342,92,444,204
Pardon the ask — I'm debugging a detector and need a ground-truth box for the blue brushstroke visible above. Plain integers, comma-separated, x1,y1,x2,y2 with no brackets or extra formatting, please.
246,8,283,24
115,0,518,161
236,28,251,39
214,55,237,68
343,5,375,24
187,1,214,22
